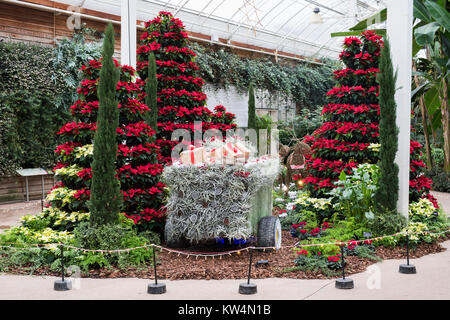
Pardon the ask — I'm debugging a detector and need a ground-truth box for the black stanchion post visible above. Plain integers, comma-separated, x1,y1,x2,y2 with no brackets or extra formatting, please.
335,244,354,289
239,247,257,295
153,247,158,285
54,244,71,291
148,245,166,294
247,247,253,284
399,231,416,274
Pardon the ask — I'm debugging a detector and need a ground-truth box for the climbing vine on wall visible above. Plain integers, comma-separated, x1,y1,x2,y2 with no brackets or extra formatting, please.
189,42,337,110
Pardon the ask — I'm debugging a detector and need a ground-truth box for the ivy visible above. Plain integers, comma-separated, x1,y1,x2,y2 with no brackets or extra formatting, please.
0,27,102,176
189,42,337,109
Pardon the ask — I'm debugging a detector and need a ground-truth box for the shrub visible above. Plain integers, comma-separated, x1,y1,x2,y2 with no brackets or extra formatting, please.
291,251,340,277
0,214,159,273
327,163,379,222
425,166,450,192
366,208,406,237
291,191,334,224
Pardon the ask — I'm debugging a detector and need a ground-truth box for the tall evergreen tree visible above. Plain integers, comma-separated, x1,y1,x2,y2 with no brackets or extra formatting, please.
145,52,158,135
88,22,122,226
374,38,399,211
247,83,256,130
137,11,236,164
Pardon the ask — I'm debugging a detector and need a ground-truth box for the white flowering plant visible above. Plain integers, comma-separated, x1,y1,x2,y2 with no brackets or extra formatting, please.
409,198,440,223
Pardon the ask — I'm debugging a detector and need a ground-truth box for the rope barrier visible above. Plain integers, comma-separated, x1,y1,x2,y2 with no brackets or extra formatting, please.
0,228,448,257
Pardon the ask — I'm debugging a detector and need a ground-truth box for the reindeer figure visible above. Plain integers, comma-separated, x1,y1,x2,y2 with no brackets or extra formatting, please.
278,140,311,196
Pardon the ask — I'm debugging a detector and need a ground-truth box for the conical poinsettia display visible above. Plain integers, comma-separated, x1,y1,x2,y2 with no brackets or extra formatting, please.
137,11,237,164
50,59,166,231
304,31,435,205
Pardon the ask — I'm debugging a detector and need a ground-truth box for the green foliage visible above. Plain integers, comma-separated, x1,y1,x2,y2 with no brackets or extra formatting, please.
366,209,407,237
0,212,158,274
51,26,103,109
0,93,19,175
374,38,399,212
345,243,381,261
425,166,450,192
291,192,334,224
374,198,448,247
278,108,323,146
328,164,380,223
247,83,256,130
0,88,66,175
0,28,102,176
431,147,445,167
190,42,336,109
289,254,340,277
326,217,369,241
281,210,318,230
88,22,122,226
72,222,153,270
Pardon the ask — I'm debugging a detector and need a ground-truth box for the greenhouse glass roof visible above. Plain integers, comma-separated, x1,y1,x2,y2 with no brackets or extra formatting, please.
57,0,387,59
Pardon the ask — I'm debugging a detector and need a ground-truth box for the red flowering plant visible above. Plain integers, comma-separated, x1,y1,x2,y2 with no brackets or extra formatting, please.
326,254,343,270
343,239,375,257
51,59,166,232
290,219,332,240
293,242,342,273
304,30,434,204
137,11,236,164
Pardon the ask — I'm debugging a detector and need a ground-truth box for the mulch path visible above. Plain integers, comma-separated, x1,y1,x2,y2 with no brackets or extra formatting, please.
3,232,448,280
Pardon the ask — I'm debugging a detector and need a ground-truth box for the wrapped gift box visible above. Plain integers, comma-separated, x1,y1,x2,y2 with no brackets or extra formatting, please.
180,146,204,164
235,142,251,160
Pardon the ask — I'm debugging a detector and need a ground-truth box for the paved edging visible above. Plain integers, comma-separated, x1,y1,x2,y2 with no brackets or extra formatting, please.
0,240,448,300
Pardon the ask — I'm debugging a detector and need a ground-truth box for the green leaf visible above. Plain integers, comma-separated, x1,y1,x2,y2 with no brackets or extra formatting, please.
424,86,443,130
414,22,441,45
339,170,347,181
411,81,430,99
431,107,442,130
425,0,450,31
414,0,432,22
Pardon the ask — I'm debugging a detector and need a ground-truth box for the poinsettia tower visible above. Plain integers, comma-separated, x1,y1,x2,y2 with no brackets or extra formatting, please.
51,59,166,231
137,11,236,164
304,31,434,204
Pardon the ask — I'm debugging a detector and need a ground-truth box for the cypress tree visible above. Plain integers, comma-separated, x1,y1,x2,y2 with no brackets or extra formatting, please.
145,52,158,135
88,22,122,226
374,38,399,211
247,83,256,130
